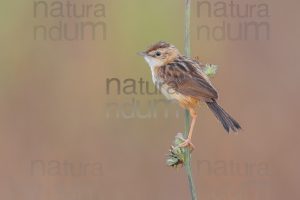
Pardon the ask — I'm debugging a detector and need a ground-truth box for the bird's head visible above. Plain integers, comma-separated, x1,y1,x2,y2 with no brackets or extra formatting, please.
138,41,181,68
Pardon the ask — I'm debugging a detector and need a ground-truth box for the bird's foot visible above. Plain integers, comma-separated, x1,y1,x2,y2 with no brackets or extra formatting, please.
179,138,195,151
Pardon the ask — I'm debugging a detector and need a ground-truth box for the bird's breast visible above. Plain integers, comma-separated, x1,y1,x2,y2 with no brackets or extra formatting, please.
151,73,199,109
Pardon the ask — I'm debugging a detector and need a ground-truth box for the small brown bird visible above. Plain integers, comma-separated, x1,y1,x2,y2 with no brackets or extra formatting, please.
139,41,241,149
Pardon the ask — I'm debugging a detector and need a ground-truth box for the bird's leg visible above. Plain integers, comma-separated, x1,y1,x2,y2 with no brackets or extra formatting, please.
179,109,197,150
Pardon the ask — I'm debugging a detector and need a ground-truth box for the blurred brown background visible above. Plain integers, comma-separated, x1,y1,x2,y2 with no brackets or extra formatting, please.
0,0,299,199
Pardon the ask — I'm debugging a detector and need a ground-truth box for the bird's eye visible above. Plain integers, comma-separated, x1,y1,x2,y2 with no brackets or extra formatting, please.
155,51,161,56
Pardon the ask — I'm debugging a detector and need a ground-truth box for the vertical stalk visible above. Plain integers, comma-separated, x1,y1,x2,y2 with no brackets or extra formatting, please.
183,0,198,200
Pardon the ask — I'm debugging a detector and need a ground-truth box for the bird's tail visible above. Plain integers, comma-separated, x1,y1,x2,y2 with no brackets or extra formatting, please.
206,100,241,133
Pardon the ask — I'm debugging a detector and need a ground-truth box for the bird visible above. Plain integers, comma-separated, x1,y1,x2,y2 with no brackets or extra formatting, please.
138,41,241,149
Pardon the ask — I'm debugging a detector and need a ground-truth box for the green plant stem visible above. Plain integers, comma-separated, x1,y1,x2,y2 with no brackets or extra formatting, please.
183,0,198,200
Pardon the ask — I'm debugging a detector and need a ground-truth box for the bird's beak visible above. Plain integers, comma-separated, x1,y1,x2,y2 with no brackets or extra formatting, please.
137,51,147,56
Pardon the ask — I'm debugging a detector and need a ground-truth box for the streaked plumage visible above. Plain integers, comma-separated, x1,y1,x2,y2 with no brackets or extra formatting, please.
139,41,241,148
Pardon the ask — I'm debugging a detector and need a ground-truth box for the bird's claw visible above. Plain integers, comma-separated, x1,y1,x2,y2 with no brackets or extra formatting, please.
179,138,195,151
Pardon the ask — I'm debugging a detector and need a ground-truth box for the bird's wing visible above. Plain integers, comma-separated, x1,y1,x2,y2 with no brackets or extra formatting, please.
156,57,218,99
